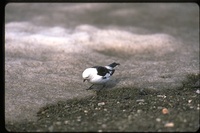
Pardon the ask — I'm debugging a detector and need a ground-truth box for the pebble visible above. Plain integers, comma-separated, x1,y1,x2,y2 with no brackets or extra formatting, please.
84,110,88,113
188,100,192,103
102,124,107,128
95,107,100,110
41,111,45,114
98,102,105,106
157,106,163,109
65,105,70,108
137,109,142,113
128,115,132,120
164,122,174,127
196,89,200,94
98,129,103,132
157,95,166,98
77,116,81,122
189,106,194,109
103,108,107,111
55,121,61,125
48,125,54,132
136,99,145,102
64,120,69,124
156,118,161,122
162,108,169,114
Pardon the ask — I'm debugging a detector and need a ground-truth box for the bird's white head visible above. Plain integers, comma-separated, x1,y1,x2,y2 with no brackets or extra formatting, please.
82,68,93,82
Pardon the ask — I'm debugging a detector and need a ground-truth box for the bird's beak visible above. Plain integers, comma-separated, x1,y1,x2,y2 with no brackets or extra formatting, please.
83,79,86,82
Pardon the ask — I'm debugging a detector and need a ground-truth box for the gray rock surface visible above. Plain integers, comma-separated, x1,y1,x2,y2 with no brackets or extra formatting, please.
5,3,199,123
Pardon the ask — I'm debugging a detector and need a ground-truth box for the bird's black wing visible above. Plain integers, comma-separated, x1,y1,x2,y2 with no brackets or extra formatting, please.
92,66,109,76
108,62,120,68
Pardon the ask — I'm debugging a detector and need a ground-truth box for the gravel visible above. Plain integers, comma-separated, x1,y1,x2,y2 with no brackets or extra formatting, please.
5,74,199,132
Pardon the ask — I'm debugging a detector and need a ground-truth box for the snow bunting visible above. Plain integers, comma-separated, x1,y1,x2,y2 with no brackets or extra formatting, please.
82,62,120,90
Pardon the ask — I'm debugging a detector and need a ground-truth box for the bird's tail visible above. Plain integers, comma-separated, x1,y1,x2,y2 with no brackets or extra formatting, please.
108,62,120,68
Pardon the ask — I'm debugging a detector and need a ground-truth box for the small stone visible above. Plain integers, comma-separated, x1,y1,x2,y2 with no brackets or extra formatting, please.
188,100,192,103
162,108,169,114
117,101,120,104
164,122,174,127
95,107,100,110
103,108,107,111
98,102,105,106
189,106,194,109
102,124,107,128
84,110,88,113
77,116,81,122
65,105,70,108
98,129,103,132
128,115,132,120
136,99,145,102
64,120,69,124
157,106,163,109
41,111,45,114
55,121,61,125
48,125,54,132
157,95,166,98
137,109,142,113
156,118,161,122
196,89,200,94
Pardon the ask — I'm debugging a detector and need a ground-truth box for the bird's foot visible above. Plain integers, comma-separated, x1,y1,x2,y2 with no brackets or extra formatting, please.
98,84,106,91
96,86,105,92
86,84,94,90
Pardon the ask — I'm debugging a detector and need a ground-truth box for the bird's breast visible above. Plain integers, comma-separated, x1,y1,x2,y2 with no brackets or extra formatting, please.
89,75,110,84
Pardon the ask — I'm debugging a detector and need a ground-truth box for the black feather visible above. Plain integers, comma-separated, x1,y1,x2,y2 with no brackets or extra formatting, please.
108,62,120,68
92,66,109,76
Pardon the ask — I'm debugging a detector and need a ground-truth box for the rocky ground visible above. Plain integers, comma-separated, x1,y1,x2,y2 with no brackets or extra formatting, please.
5,74,200,132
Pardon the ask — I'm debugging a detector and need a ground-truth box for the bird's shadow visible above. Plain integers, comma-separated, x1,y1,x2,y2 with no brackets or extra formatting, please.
89,76,129,91
105,78,121,89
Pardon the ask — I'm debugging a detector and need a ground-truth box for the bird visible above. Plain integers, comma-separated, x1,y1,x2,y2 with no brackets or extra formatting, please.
82,62,120,90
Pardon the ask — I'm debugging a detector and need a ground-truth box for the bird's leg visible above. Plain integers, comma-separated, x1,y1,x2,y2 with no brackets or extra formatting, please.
97,84,106,92
96,77,106,91
86,84,94,90
101,84,106,90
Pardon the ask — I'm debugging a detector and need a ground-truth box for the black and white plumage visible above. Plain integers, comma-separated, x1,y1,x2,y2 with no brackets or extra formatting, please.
82,62,120,90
